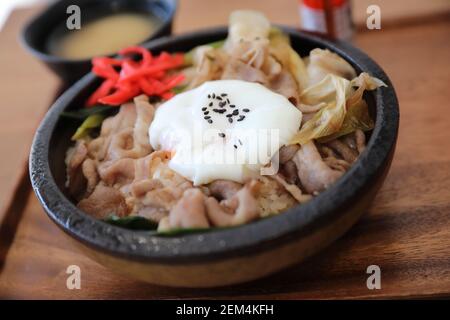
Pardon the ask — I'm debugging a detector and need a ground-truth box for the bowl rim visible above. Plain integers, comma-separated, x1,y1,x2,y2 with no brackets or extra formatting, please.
20,0,178,64
29,26,399,264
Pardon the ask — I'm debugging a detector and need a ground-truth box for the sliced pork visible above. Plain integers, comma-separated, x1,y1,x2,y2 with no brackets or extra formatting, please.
293,141,343,193
78,184,128,219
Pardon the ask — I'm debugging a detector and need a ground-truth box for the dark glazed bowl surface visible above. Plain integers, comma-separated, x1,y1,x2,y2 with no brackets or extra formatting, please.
30,27,399,266
21,0,177,83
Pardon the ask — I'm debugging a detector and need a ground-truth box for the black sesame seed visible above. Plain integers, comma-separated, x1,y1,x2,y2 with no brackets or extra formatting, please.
209,102,213,107
204,111,209,115
228,118,233,123
216,96,222,100
218,133,225,138
212,93,215,98
219,101,226,107
221,93,227,97
243,108,250,112
208,94,211,98
229,104,236,108
233,145,237,149
207,119,213,124
226,114,233,117
204,116,211,120
238,139,243,145
237,115,245,121
226,99,230,104
202,107,207,111
232,109,239,115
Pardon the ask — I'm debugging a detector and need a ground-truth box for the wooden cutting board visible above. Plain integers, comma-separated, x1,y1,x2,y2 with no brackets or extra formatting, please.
0,1,449,299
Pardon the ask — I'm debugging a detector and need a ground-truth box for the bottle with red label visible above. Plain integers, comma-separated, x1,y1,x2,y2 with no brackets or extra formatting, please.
299,0,354,41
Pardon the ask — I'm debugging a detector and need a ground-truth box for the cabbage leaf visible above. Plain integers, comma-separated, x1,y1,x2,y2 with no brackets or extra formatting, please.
269,27,309,91
290,74,350,145
290,72,386,145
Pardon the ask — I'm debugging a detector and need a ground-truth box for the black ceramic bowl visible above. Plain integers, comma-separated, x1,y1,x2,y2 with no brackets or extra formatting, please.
21,0,177,83
30,27,399,287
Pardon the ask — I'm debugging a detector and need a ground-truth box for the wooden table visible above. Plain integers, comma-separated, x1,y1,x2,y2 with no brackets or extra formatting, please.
0,0,449,299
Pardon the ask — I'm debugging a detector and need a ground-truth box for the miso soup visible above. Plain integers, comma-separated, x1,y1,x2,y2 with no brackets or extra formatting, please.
47,12,161,60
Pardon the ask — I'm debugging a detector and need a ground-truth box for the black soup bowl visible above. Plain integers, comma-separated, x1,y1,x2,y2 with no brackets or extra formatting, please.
30,27,399,287
21,0,177,83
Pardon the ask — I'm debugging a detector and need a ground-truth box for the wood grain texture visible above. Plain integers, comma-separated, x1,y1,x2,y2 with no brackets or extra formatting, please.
0,1,450,299
0,6,58,227
174,0,450,33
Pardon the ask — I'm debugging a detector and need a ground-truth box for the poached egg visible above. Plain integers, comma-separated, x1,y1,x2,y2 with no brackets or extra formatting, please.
149,80,302,185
